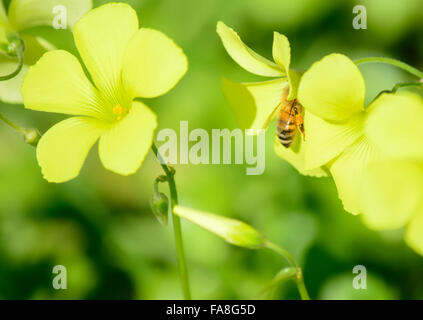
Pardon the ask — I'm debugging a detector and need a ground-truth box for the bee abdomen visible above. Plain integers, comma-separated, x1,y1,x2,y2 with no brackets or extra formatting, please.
276,99,298,148
277,127,295,148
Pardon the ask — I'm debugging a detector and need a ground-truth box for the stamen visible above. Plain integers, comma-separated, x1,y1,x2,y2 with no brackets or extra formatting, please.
112,104,128,121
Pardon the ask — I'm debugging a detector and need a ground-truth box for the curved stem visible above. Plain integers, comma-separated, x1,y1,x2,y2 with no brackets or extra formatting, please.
0,112,25,134
0,40,24,81
266,241,297,267
151,143,191,300
390,82,423,92
0,112,41,146
258,267,297,299
265,240,310,300
371,81,423,103
354,57,423,79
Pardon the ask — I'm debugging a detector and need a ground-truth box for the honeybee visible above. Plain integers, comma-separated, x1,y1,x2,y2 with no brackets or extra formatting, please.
276,87,305,148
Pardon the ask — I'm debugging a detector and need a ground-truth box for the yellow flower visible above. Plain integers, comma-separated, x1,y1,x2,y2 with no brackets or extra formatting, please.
216,21,326,177
289,52,423,255
360,92,423,255
298,54,423,220
0,0,92,103
297,53,383,214
21,3,188,183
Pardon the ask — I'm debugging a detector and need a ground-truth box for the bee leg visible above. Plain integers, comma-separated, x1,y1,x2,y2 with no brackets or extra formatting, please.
295,113,305,140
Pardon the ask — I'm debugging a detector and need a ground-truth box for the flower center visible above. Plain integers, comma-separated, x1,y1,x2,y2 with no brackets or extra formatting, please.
112,104,128,121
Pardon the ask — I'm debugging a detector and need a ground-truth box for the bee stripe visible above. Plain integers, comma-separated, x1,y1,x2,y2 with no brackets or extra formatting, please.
277,130,292,137
279,140,293,145
278,140,293,148
278,135,293,143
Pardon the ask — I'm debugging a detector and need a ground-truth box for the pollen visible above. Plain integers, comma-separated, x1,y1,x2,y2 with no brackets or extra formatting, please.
112,104,127,121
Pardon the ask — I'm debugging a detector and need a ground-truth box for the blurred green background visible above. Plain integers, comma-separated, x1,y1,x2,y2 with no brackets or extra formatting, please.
1,0,423,299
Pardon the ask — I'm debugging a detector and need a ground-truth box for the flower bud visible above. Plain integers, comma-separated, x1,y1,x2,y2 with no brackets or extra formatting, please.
173,205,266,249
23,128,41,146
3,32,24,58
150,191,169,226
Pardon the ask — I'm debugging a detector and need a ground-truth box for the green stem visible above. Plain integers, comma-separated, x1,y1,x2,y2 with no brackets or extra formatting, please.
390,82,423,92
0,112,41,146
0,112,25,134
354,57,423,79
151,143,191,300
295,269,310,301
371,81,423,103
265,240,310,300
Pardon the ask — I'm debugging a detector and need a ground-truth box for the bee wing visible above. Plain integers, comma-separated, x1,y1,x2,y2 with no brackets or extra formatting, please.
263,101,284,129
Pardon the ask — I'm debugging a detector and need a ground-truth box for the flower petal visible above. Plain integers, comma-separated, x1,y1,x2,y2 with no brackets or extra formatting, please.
37,117,104,183
305,111,364,169
217,21,283,77
122,28,187,99
0,34,53,104
0,60,27,104
285,69,301,100
98,101,157,176
21,50,102,118
361,160,423,230
73,3,138,97
222,77,287,131
274,134,327,177
272,32,290,72
329,136,380,215
366,92,423,160
8,0,92,31
298,54,365,121
405,205,423,256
